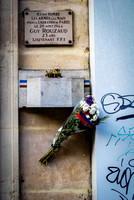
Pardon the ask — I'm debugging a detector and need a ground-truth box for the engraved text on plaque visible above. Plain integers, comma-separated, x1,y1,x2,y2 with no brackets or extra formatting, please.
24,10,73,46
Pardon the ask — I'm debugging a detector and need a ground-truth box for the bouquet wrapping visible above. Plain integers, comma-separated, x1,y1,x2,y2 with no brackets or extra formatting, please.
39,95,107,164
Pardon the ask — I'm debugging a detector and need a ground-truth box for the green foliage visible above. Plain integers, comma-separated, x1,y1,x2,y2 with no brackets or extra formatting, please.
53,110,88,148
45,68,62,78
39,96,108,165
94,115,109,126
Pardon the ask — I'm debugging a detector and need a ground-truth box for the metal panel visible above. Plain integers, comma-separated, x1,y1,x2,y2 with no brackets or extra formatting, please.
19,70,87,107
27,78,41,107
40,78,72,107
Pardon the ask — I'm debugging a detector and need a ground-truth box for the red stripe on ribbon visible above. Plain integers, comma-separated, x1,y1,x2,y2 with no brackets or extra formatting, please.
20,85,27,88
75,113,93,128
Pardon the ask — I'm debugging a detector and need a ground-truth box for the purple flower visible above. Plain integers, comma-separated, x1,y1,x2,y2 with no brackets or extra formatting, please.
86,97,93,105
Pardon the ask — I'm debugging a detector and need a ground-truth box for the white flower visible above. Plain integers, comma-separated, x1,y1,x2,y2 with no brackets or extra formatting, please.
92,114,98,121
83,105,90,112
96,110,100,117
90,103,97,109
90,107,96,115
80,100,90,111
86,115,90,118
80,100,86,107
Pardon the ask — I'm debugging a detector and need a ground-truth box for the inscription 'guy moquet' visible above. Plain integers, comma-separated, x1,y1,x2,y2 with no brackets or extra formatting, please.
24,10,73,45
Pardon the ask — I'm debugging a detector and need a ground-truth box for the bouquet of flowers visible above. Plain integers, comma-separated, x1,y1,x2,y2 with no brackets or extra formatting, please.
39,95,107,164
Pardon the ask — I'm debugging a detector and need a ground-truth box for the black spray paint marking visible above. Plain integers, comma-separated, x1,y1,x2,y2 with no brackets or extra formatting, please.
106,159,134,195
111,188,128,200
101,93,134,120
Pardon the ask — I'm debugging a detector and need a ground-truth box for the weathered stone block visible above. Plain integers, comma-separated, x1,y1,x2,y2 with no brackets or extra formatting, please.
19,108,92,199
18,1,89,70
21,191,91,200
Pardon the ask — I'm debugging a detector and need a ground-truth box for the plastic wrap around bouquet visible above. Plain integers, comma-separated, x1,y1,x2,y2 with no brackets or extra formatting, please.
39,95,107,164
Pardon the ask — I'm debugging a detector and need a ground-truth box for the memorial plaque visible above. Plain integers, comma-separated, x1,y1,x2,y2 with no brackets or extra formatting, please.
24,9,73,46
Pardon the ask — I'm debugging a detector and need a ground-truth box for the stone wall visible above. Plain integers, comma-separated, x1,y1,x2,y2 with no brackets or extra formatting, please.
18,0,89,70
19,108,92,200
0,0,19,199
18,0,91,199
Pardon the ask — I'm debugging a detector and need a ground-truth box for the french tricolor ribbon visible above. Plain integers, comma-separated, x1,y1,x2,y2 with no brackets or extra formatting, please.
84,80,90,87
75,113,95,128
19,80,27,88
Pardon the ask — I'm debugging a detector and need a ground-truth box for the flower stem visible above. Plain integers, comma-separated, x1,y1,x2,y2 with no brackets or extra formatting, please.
39,146,56,164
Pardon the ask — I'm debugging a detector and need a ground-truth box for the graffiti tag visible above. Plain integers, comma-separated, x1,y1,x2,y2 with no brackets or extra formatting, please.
101,93,134,120
106,159,134,197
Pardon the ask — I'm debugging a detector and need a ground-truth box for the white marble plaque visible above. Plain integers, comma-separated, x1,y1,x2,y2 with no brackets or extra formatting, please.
24,10,73,46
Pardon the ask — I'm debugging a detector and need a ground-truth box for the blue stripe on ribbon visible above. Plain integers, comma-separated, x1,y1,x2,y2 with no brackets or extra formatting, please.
19,80,27,83
84,80,90,83
80,112,95,127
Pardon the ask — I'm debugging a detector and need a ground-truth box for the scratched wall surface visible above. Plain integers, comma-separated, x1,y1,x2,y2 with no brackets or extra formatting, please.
93,1,134,199
19,108,92,200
